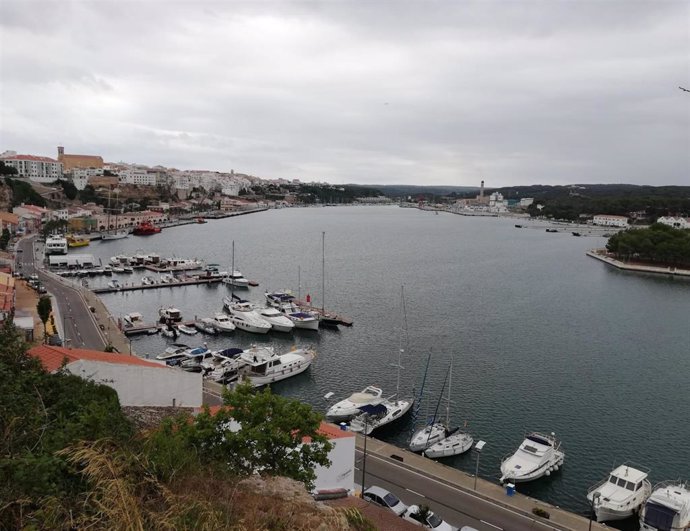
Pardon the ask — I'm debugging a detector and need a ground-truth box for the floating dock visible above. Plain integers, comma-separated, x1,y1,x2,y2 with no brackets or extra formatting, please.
93,277,223,294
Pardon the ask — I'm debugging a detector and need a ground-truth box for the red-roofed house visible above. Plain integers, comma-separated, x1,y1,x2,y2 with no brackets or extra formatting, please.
195,405,355,497
28,345,202,407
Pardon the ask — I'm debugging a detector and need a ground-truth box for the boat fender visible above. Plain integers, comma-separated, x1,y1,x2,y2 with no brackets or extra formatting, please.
546,470,551,476
553,465,559,471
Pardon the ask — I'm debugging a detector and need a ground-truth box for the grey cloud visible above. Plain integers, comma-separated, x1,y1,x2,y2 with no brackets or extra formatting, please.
1,0,688,186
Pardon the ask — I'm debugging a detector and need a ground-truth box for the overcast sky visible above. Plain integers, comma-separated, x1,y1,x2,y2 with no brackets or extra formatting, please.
1,1,688,187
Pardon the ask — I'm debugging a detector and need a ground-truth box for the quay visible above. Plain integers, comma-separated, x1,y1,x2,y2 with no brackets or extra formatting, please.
93,277,223,294
586,249,690,277
356,434,607,531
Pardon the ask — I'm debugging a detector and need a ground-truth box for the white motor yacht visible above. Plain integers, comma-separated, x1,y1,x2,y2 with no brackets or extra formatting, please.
257,307,295,333
587,464,652,523
142,276,155,286
238,345,315,386
265,290,296,310
349,398,414,435
107,279,121,290
409,423,449,453
223,270,249,288
285,309,320,331
155,343,191,361
326,386,384,422
424,429,474,459
159,307,182,323
222,296,271,334
639,481,690,531
212,313,236,333
500,432,565,483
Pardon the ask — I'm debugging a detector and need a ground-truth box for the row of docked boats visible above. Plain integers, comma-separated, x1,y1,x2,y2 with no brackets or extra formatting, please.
155,343,315,387
110,253,204,271
327,381,690,530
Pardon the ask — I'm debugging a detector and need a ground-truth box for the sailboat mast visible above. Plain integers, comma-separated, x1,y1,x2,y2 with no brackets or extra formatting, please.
298,265,301,301
446,359,452,426
231,240,235,298
396,285,406,400
321,231,325,314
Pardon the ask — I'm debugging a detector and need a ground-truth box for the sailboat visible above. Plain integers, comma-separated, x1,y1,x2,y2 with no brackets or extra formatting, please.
318,231,340,327
222,241,249,288
349,286,414,435
102,188,128,240
409,364,452,452
423,360,474,459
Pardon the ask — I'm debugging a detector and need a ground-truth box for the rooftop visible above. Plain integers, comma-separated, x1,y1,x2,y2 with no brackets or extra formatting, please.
1,154,59,163
29,345,167,373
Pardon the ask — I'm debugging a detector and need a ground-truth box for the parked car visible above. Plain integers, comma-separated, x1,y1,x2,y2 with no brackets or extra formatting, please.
362,486,408,517
37,285,47,294
403,505,457,530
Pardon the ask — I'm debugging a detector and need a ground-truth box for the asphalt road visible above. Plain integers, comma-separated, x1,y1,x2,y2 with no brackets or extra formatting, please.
355,448,575,531
17,236,106,350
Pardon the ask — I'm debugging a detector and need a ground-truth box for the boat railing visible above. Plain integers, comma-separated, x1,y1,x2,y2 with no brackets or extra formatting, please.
587,477,610,496
650,479,688,491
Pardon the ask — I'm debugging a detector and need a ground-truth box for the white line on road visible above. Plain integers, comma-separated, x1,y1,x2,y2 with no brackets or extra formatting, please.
481,520,503,530
406,488,426,498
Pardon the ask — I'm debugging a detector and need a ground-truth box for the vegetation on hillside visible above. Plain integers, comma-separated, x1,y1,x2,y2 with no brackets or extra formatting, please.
606,223,690,267
3,177,47,208
0,321,357,530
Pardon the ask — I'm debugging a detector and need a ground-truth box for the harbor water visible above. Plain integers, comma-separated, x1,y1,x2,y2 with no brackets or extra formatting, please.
84,206,690,525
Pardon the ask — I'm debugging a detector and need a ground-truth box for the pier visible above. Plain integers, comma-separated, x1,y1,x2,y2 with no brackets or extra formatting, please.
586,249,690,277
93,277,223,294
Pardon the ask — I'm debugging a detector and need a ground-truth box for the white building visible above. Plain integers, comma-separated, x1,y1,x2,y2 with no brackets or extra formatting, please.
593,215,629,227
489,192,508,213
520,197,534,207
657,216,690,229
29,345,203,407
0,154,63,182
118,169,157,186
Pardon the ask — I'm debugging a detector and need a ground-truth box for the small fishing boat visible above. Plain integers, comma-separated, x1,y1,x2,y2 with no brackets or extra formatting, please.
194,318,218,335
211,313,236,333
177,324,198,336
326,386,384,422
238,345,315,387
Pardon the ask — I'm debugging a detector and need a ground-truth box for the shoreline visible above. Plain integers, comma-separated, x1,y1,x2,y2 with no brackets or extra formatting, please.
586,249,690,277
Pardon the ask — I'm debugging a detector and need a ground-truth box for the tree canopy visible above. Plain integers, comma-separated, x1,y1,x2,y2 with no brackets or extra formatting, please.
606,223,690,267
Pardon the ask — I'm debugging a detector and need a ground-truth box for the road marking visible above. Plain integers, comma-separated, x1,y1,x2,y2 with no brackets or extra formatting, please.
406,488,426,498
481,520,503,530
355,450,564,531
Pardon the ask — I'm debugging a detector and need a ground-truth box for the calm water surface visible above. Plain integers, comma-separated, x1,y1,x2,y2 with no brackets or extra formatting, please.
84,206,690,522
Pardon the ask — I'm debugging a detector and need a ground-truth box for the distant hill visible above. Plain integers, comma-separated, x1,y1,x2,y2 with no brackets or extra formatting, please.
492,184,690,200
352,184,479,198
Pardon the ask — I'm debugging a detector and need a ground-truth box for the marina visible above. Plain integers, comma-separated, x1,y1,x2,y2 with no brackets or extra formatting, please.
72,206,689,526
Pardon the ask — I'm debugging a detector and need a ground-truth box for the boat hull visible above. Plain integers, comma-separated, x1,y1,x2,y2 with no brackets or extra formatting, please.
289,316,320,330
231,318,271,334
350,399,413,435
424,432,474,458
409,423,447,452
500,450,565,483
245,358,312,386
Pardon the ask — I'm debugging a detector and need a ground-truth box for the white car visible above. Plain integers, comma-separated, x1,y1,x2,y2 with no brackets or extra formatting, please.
403,504,457,530
362,486,408,517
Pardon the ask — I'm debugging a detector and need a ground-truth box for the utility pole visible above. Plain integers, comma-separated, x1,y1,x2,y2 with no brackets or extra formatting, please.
360,414,369,497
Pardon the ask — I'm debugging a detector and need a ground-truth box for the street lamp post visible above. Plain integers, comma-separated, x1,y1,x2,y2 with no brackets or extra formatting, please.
588,491,601,531
360,414,369,497
474,440,486,491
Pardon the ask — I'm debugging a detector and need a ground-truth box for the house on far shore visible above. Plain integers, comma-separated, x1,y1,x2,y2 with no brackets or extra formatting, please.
592,214,629,227
28,345,202,407
657,216,690,229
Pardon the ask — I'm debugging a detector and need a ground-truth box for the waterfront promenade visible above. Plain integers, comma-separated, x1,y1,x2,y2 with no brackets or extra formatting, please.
587,248,690,277
356,435,607,531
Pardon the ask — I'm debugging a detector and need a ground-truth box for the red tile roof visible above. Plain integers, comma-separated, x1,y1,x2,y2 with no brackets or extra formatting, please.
28,345,167,373
2,154,59,163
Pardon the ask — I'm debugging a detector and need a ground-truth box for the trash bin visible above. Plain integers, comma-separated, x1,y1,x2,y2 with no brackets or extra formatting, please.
506,483,516,496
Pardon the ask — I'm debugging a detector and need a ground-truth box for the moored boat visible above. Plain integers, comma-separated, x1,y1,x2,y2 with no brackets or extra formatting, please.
211,313,236,333
424,428,474,458
639,480,690,531
587,463,652,523
257,307,295,333
177,324,198,335
132,221,161,236
500,432,565,483
194,318,218,335
326,386,384,422
159,307,182,323
238,345,315,386
222,296,271,334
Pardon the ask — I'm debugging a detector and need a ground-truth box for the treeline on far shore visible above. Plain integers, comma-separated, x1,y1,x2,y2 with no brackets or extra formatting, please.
606,223,690,267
